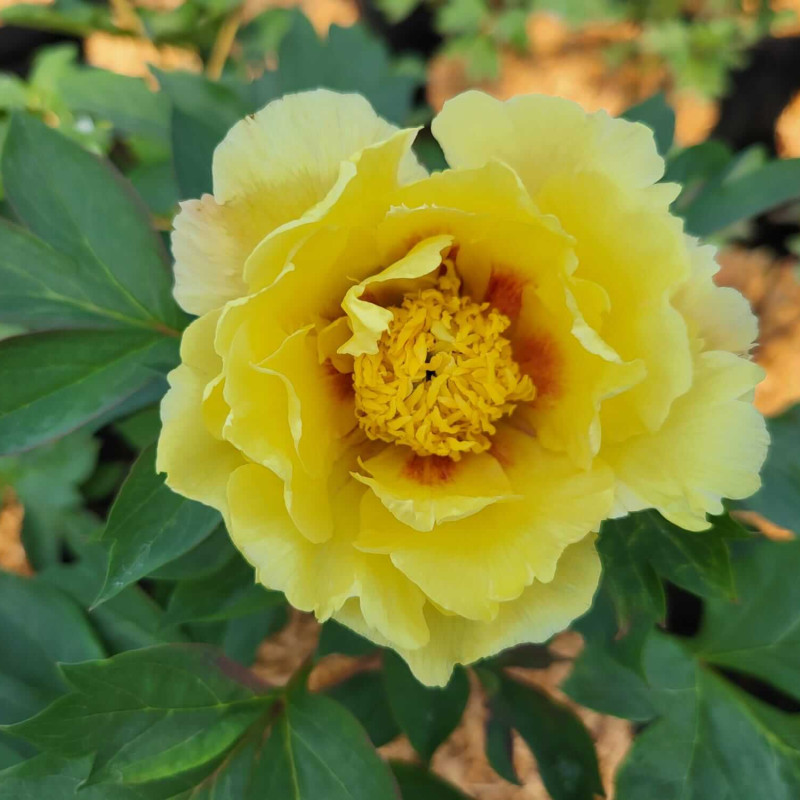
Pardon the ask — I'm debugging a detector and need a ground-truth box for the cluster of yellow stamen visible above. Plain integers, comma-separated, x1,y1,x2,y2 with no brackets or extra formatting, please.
353,267,535,459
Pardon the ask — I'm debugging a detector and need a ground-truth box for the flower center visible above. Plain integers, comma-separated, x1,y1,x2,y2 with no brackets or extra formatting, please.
352,269,535,459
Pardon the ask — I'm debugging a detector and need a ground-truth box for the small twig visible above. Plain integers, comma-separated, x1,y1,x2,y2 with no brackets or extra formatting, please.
207,4,245,81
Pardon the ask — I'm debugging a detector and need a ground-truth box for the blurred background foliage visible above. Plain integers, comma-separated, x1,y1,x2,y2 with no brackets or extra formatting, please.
1,0,800,798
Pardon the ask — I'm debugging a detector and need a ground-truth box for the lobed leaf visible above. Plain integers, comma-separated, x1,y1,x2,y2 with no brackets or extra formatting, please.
383,652,469,762
96,443,221,605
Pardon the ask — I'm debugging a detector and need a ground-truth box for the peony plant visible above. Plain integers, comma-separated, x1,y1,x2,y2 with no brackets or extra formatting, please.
1,24,799,797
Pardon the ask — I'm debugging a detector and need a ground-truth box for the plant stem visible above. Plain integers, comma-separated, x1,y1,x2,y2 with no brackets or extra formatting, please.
207,4,245,81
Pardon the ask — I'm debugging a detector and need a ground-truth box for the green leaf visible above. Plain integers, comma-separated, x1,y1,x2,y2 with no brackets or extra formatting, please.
238,8,294,62
493,8,530,50
316,619,376,658
0,430,98,567
693,538,800,703
326,671,400,747
215,606,289,666
436,0,487,35
0,329,176,454
127,161,180,218
498,674,602,800
642,511,736,601
442,33,501,81
598,510,736,625
374,0,420,23
156,71,248,200
96,443,221,604
484,694,520,784
5,645,273,787
0,755,142,800
164,554,284,624
383,652,469,762
254,691,400,799
58,66,170,142
622,92,675,157
0,217,166,331
616,632,800,800
2,113,182,331
738,404,800,533
0,2,115,36
40,530,188,654
664,140,732,188
113,405,161,451
562,635,657,721
391,761,470,799
682,155,800,236
253,14,419,125
596,515,665,625
150,524,236,581
0,571,104,727
0,75,28,111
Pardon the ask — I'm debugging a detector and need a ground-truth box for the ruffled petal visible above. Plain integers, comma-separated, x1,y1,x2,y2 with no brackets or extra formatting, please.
214,90,419,206
673,236,757,355
338,234,454,357
512,283,646,467
156,311,245,516
605,350,769,530
243,128,425,324
353,446,515,532
538,171,693,437
173,91,424,316
431,91,664,196
227,461,429,649
356,426,613,621
218,298,358,543
336,534,600,686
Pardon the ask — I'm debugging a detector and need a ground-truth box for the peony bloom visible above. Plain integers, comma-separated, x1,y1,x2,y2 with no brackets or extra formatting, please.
158,90,768,685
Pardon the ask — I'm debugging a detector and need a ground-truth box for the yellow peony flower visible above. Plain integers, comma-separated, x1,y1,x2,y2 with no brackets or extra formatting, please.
157,89,768,685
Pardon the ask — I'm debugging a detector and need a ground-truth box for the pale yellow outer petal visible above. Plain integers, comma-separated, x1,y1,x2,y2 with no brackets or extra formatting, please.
336,534,601,686
353,446,515,532
604,350,769,530
431,91,664,196
214,90,413,205
156,311,245,516
227,461,430,650
356,426,614,621
672,236,757,355
172,90,424,316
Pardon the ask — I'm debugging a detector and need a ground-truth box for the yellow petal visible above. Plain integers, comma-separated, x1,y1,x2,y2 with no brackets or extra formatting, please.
243,128,425,325
604,350,769,530
336,534,600,686
338,234,454,357
432,91,664,196
227,461,429,649
219,299,358,543
172,91,424,316
353,447,515,532
673,236,757,355
357,426,613,621
156,311,245,516
538,171,693,436
172,195,251,316
512,284,645,467
214,90,420,206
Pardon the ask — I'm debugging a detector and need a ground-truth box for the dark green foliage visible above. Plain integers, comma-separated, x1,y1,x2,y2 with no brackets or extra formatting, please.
739,404,800,534
383,652,470,761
